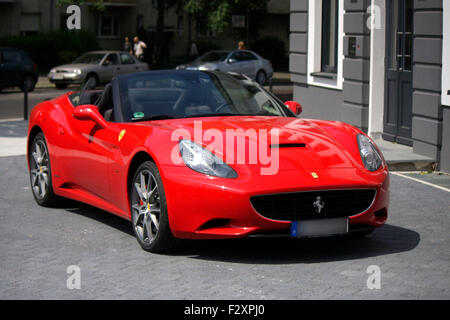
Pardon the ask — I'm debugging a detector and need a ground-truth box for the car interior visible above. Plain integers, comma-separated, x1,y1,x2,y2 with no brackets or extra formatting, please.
125,76,228,120
69,83,115,122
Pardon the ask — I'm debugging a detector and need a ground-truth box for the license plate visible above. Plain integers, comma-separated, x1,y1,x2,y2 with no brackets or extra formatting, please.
52,74,64,80
291,218,348,238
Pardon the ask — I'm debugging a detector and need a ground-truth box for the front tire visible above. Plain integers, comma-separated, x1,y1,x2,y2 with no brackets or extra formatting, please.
130,161,175,253
29,133,59,206
256,70,267,85
84,74,98,89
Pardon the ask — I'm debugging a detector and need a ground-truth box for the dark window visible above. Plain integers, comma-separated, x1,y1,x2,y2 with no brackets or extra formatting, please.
387,0,413,72
98,16,119,37
240,52,258,61
321,0,339,73
105,53,119,65
3,50,22,64
229,52,242,61
120,53,135,65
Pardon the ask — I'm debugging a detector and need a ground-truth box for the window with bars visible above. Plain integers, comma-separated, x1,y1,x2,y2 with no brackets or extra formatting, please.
321,0,339,74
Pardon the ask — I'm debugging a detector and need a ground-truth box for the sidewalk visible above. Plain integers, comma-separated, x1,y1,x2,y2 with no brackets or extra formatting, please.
374,138,435,171
0,120,28,157
35,76,53,89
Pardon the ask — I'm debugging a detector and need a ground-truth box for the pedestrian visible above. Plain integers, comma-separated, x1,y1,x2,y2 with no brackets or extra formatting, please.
124,36,132,54
238,41,246,50
189,42,199,58
133,36,147,62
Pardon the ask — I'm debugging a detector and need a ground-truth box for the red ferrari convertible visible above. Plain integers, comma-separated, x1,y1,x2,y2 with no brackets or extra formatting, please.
27,70,389,253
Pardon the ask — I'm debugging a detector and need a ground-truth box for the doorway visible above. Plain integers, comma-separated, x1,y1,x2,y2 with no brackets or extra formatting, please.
383,0,413,146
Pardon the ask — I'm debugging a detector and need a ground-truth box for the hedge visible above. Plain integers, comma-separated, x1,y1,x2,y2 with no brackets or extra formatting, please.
0,30,100,72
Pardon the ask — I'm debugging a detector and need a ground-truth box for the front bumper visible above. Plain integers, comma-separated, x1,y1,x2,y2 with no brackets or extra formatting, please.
48,72,84,84
161,166,389,239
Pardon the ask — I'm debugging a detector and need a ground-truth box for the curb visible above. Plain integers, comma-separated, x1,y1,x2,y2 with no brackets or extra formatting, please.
387,161,435,172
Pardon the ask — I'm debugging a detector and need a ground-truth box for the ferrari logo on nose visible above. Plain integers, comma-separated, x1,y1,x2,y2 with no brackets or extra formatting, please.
311,172,319,179
313,196,325,214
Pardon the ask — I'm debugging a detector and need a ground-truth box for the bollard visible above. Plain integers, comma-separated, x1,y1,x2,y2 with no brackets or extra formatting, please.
24,82,28,120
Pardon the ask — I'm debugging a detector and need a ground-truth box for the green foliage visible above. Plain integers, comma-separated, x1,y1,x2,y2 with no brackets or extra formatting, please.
56,0,105,11
0,30,100,71
184,0,268,34
57,50,79,65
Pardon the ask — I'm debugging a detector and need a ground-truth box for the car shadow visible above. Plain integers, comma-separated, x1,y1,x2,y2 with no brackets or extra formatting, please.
58,201,420,264
176,224,420,264
58,200,134,237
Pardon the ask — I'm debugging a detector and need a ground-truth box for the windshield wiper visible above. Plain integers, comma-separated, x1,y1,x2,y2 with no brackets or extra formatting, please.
131,115,175,122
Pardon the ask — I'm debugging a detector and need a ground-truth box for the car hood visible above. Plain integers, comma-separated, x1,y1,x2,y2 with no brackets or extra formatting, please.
183,61,220,69
53,63,95,71
137,116,362,172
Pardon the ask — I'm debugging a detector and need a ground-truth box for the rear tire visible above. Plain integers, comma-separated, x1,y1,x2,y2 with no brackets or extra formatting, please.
20,75,36,92
29,133,59,206
130,161,176,253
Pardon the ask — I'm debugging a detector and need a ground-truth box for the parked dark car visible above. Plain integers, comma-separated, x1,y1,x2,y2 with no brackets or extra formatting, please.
0,47,38,92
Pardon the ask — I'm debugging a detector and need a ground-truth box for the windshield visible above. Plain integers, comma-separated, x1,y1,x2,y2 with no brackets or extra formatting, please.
197,51,230,62
73,53,105,64
119,71,291,122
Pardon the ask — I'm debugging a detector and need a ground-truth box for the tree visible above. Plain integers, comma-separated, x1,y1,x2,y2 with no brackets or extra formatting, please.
184,0,268,34
56,0,105,11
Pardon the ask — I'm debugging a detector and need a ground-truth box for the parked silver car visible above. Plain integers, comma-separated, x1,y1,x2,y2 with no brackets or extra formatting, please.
48,51,149,89
176,50,273,85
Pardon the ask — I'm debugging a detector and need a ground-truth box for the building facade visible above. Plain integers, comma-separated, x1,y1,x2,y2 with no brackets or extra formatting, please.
289,0,449,172
0,0,290,59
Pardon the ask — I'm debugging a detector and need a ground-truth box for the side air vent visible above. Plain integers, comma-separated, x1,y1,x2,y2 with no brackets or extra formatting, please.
197,219,230,231
270,143,307,149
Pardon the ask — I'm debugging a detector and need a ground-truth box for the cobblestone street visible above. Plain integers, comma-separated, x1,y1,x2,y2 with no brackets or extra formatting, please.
0,155,449,299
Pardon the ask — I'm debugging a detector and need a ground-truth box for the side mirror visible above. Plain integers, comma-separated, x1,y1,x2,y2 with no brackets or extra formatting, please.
285,101,302,116
73,105,108,129
103,61,111,66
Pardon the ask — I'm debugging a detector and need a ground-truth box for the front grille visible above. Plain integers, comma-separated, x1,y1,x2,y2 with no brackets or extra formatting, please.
251,189,376,221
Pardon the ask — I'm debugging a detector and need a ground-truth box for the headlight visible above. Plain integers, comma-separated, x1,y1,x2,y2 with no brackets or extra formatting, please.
198,66,209,71
176,65,186,70
49,69,56,73
178,139,238,178
357,134,383,172
73,69,82,75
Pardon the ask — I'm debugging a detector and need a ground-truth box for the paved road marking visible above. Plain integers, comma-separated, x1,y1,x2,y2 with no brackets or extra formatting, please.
391,172,450,193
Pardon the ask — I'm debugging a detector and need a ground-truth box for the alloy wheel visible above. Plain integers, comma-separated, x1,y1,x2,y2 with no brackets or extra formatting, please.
131,169,161,245
30,139,49,200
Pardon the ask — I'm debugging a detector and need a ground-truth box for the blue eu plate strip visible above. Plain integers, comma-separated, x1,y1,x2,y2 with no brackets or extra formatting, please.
290,221,298,237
